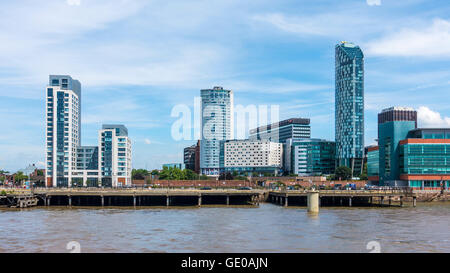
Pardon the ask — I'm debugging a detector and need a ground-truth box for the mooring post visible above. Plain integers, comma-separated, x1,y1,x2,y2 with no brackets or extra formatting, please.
307,190,319,214
284,196,288,207
388,196,392,206
380,196,384,206
198,195,202,207
133,195,136,207
68,195,72,207
349,197,352,207
47,196,50,206
166,195,170,207
400,196,403,207
413,196,417,207
226,195,229,206
101,196,104,207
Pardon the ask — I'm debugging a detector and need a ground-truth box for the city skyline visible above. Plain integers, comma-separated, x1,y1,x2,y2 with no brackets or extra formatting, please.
1,0,450,172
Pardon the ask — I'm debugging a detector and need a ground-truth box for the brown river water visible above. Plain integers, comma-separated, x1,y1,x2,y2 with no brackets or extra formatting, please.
1,203,449,253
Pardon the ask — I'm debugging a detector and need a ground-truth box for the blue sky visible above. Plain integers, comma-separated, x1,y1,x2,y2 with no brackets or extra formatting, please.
0,0,450,172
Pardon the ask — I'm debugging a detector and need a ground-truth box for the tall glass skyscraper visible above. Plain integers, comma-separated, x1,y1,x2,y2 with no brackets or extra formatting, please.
335,42,364,175
200,86,234,176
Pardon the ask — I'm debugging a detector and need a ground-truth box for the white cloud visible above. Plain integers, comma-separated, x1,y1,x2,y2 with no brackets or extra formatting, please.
144,139,152,145
67,0,81,6
366,19,450,57
418,106,450,128
366,0,381,6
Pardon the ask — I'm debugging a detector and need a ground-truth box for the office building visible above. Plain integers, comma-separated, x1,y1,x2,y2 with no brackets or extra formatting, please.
285,138,336,176
184,144,197,171
399,128,450,190
200,86,234,176
223,140,283,175
335,41,364,175
45,75,81,187
367,146,379,182
377,107,417,185
249,118,310,144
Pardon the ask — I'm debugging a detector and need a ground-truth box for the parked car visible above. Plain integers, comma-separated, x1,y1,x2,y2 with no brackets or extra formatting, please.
238,187,252,190
200,187,212,190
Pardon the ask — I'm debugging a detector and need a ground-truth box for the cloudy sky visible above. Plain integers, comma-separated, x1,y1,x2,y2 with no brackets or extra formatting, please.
0,0,449,172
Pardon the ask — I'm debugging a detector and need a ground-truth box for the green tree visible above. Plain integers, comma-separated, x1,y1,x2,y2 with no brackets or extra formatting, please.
36,170,44,176
183,169,198,180
335,166,352,180
0,176,5,185
150,169,159,175
132,169,149,180
14,171,28,184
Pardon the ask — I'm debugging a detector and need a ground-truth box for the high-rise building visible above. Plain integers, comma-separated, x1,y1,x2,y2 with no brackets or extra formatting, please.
335,41,364,175
377,107,417,185
200,86,234,175
99,125,132,187
223,140,283,175
45,75,81,187
249,118,310,144
183,144,197,171
285,138,336,176
45,75,132,188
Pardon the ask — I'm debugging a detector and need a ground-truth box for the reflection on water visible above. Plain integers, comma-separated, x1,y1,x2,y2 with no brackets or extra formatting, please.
0,203,449,253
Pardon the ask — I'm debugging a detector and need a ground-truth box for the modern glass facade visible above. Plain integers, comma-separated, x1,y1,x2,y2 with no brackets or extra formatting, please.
200,87,233,176
335,42,364,175
399,139,450,190
162,163,185,170
377,107,417,185
400,143,450,175
183,145,196,171
249,118,311,143
285,138,336,176
367,147,379,181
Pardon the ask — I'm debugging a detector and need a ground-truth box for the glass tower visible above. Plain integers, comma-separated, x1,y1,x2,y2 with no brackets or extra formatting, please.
335,42,364,175
200,86,234,176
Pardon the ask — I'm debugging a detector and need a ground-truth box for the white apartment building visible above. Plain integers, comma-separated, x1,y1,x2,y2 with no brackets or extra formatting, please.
99,125,132,187
200,86,234,176
45,75,132,188
223,140,283,175
45,75,81,187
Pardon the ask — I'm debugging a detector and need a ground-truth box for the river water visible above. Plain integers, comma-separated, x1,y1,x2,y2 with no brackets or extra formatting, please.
1,203,449,253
